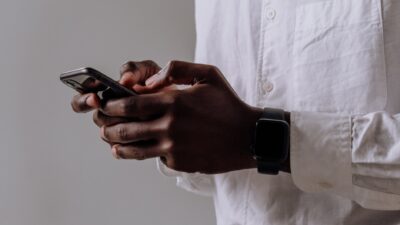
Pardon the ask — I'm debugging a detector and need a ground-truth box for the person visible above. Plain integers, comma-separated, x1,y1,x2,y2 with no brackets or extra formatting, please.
70,0,400,224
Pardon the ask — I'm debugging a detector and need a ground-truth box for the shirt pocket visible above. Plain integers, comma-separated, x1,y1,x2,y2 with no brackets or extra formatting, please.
292,0,387,114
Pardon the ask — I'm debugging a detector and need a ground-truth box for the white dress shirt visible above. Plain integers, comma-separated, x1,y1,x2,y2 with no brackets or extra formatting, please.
158,0,400,224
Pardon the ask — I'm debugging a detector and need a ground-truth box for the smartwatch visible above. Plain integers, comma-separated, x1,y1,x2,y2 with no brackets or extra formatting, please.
252,108,290,175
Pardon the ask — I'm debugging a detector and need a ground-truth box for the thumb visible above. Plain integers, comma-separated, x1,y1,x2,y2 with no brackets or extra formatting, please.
118,60,161,90
144,60,223,90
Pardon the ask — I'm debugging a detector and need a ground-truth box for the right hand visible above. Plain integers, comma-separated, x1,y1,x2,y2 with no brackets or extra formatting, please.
70,60,161,127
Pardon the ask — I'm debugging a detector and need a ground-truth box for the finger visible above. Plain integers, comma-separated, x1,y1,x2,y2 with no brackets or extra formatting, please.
132,83,179,94
112,143,165,160
71,93,100,113
119,60,161,87
101,136,113,147
101,93,172,118
101,120,162,144
93,110,131,127
144,60,223,90
132,84,155,94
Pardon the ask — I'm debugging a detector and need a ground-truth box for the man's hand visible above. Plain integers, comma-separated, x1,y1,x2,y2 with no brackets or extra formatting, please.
70,60,161,123
98,60,262,174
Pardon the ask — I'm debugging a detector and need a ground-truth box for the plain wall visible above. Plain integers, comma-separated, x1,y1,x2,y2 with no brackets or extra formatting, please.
0,0,216,224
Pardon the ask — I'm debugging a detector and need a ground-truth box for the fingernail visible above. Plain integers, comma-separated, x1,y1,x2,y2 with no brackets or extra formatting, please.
100,126,105,138
145,62,170,86
86,95,95,107
112,145,121,159
145,74,158,86
119,73,131,85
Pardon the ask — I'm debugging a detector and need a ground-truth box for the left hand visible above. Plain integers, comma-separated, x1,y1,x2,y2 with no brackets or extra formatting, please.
99,60,262,174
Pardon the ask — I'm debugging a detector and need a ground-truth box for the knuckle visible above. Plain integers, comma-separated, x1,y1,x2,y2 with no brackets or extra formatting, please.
141,60,160,77
140,60,157,67
118,101,128,115
161,94,177,113
141,60,160,73
164,94,176,106
206,65,218,75
119,99,132,115
119,98,135,115
162,140,175,154
163,116,177,138
116,125,128,141
120,61,139,74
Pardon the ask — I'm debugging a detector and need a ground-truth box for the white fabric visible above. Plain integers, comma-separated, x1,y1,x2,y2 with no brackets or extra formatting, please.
158,0,400,224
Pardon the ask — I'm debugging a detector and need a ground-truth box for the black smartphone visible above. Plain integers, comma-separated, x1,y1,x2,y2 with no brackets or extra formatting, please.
60,67,137,99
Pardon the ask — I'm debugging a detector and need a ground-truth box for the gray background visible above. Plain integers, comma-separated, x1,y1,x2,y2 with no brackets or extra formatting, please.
0,0,215,224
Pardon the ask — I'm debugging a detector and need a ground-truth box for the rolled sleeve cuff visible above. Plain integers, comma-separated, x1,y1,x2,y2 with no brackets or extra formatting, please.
156,158,214,196
290,111,354,198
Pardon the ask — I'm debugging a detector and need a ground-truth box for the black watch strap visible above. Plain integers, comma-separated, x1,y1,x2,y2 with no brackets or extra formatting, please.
262,107,285,120
257,161,280,175
256,108,286,175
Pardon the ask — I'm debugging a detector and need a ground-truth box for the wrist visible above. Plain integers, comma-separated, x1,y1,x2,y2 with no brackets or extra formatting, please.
251,108,291,174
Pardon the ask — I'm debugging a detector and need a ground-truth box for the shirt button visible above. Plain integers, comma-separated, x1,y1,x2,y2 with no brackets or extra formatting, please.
263,81,274,93
266,8,276,20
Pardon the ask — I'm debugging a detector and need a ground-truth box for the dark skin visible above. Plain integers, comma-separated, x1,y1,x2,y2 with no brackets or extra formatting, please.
71,60,290,174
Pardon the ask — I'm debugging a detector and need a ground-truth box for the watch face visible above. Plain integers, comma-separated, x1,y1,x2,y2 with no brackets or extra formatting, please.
255,119,289,162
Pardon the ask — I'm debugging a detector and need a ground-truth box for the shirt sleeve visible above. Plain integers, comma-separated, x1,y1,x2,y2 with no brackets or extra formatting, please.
290,111,400,210
156,158,214,197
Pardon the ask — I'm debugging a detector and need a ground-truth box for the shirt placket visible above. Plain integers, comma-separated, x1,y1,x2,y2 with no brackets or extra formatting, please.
256,0,279,108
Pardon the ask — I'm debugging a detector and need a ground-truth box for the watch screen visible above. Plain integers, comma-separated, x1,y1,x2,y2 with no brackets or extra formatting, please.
255,119,289,161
